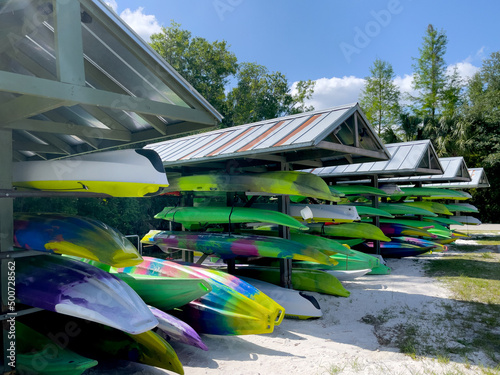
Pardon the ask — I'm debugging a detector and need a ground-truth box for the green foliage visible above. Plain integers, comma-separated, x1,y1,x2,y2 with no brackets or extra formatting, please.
359,59,401,136
225,62,315,126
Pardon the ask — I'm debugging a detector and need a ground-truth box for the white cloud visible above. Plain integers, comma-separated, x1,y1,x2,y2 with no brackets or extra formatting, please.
294,76,365,111
119,7,162,42
104,0,118,12
446,61,480,82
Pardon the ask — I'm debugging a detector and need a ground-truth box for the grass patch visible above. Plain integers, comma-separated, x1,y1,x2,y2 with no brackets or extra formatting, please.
424,245,500,365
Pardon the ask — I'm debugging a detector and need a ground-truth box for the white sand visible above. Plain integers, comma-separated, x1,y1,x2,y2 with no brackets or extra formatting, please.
88,239,498,375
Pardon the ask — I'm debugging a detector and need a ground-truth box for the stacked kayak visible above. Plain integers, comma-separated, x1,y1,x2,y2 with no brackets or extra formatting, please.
118,256,285,335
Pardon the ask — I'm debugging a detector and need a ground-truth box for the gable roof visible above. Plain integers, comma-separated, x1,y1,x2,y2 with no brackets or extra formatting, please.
0,0,221,161
145,103,390,174
308,140,443,182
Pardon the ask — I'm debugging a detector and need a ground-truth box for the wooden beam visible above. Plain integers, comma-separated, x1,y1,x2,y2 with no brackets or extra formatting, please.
0,95,70,124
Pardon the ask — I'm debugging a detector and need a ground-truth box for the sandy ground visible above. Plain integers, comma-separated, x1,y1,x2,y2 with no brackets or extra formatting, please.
87,229,500,375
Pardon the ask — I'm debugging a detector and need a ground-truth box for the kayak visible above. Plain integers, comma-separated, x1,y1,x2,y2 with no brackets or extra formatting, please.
14,213,142,267
118,257,285,335
16,254,157,335
330,185,389,196
142,230,334,265
162,171,337,201
352,202,437,217
155,206,308,231
13,149,169,197
252,203,360,223
306,222,391,242
237,276,323,320
444,203,479,213
16,321,98,375
389,187,471,199
231,266,350,297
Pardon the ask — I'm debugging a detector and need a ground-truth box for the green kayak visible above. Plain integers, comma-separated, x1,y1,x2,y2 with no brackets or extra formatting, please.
354,202,437,217
390,187,471,199
347,205,394,218
306,222,391,242
16,321,98,375
422,216,464,226
155,206,308,231
396,201,453,215
332,185,389,196
114,273,212,311
444,203,479,213
232,266,350,297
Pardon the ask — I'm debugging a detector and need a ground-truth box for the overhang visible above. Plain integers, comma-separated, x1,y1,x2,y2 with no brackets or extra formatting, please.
424,168,489,189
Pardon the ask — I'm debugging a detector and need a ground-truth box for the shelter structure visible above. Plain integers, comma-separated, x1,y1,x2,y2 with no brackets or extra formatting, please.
0,0,222,371
146,103,391,287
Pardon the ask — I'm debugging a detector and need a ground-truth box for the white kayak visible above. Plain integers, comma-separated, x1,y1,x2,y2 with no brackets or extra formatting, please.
238,276,322,320
13,149,168,197
450,216,482,225
320,268,372,281
253,203,360,223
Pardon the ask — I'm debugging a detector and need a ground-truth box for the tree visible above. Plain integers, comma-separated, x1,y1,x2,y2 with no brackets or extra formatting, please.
359,59,401,136
225,62,315,126
411,24,448,123
150,22,238,118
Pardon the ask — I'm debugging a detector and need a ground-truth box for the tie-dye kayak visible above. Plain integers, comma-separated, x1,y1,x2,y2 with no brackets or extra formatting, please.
119,257,285,335
16,322,98,375
155,206,308,230
16,254,157,334
162,171,337,201
355,236,444,258
14,213,142,267
20,310,184,375
142,230,334,265
378,222,437,238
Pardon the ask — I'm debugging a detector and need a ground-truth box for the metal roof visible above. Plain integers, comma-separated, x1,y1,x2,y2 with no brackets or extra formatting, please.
424,168,489,189
145,103,391,174
308,140,443,182
378,157,471,184
0,0,221,161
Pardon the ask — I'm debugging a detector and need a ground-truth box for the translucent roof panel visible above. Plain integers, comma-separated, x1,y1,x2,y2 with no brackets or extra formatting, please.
0,0,221,161
424,168,489,189
309,140,443,181
378,157,471,184
145,103,391,174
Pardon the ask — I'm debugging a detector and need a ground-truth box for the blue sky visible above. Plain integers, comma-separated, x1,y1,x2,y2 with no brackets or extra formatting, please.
105,0,499,110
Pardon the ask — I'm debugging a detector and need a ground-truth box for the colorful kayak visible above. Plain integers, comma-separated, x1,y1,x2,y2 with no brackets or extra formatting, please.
114,273,212,311
119,257,285,335
149,305,207,351
238,276,323,320
356,241,434,258
13,149,169,197
16,321,98,375
306,222,391,242
162,171,337,201
20,310,184,374
16,254,157,334
14,213,142,267
154,206,308,230
142,230,334,265
232,266,350,297
330,185,389,196
238,229,352,256
378,222,437,238
373,218,453,238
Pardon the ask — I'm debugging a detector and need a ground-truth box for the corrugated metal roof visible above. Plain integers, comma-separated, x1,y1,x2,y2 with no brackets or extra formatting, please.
308,140,443,181
0,0,221,161
145,103,391,174
424,168,489,189
378,157,471,184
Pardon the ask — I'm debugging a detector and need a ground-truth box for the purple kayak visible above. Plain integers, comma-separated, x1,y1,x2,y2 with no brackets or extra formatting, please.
16,254,157,334
149,306,208,351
